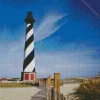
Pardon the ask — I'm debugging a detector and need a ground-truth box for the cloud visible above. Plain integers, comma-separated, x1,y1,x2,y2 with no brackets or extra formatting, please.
34,12,67,42
35,45,100,78
0,50,23,78
0,27,25,78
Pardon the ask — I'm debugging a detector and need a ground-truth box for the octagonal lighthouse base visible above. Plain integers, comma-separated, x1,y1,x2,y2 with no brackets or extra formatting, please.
21,72,36,81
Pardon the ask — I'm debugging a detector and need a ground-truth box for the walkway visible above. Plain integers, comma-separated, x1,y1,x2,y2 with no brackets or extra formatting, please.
31,88,47,100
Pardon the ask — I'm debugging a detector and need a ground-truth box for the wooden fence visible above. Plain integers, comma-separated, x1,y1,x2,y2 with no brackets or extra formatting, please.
46,73,66,100
47,86,66,100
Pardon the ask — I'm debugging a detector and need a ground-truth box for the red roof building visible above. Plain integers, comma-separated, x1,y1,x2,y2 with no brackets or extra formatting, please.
0,78,8,81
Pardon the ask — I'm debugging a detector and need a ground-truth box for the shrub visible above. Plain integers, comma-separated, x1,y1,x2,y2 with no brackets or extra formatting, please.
76,79,100,100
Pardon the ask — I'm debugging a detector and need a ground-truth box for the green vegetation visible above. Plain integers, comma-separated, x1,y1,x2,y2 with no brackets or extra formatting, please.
76,79,100,100
8,78,21,81
0,83,33,88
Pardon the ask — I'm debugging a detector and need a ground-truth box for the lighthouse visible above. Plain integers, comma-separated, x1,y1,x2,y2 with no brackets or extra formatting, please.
21,11,36,81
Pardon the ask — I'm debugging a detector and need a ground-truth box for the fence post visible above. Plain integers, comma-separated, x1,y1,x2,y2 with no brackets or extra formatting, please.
47,75,51,100
54,73,60,100
54,73,60,93
47,75,51,87
64,97,66,100
51,87,55,100
54,88,57,100
61,94,64,100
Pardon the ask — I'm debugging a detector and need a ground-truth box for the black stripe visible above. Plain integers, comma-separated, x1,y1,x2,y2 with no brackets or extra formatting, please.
23,49,34,70
26,24,33,34
25,35,33,50
32,68,35,72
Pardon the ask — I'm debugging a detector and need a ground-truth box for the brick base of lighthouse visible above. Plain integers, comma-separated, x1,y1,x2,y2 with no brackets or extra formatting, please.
21,72,36,81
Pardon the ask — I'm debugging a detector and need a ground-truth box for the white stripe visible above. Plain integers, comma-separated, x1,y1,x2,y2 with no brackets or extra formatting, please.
25,41,34,58
24,59,35,72
27,24,31,27
26,28,33,41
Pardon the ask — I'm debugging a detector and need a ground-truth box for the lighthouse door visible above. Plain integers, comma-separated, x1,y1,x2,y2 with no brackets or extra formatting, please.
25,73,29,80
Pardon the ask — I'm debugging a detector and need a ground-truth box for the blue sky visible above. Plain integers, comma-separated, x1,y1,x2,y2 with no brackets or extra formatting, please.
0,0,100,78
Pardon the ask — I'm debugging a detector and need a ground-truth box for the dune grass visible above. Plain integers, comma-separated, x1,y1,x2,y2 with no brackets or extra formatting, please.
76,79,100,100
0,83,33,88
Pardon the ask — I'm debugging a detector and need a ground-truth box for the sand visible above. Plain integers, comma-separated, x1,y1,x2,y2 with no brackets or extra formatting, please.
60,83,80,96
0,84,80,100
0,87,40,100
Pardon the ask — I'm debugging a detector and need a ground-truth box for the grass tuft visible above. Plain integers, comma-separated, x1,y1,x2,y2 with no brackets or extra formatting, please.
0,83,33,88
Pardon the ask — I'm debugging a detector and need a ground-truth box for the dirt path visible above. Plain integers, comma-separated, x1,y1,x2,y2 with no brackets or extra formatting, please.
31,88,47,100
0,87,40,100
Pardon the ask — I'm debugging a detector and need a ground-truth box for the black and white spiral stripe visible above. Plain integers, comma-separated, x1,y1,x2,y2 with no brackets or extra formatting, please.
23,23,35,72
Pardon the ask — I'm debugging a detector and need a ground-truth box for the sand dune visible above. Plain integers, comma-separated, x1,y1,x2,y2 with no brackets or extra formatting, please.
60,83,80,96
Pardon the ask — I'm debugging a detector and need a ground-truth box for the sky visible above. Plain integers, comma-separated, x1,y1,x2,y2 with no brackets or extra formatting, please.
0,0,100,79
